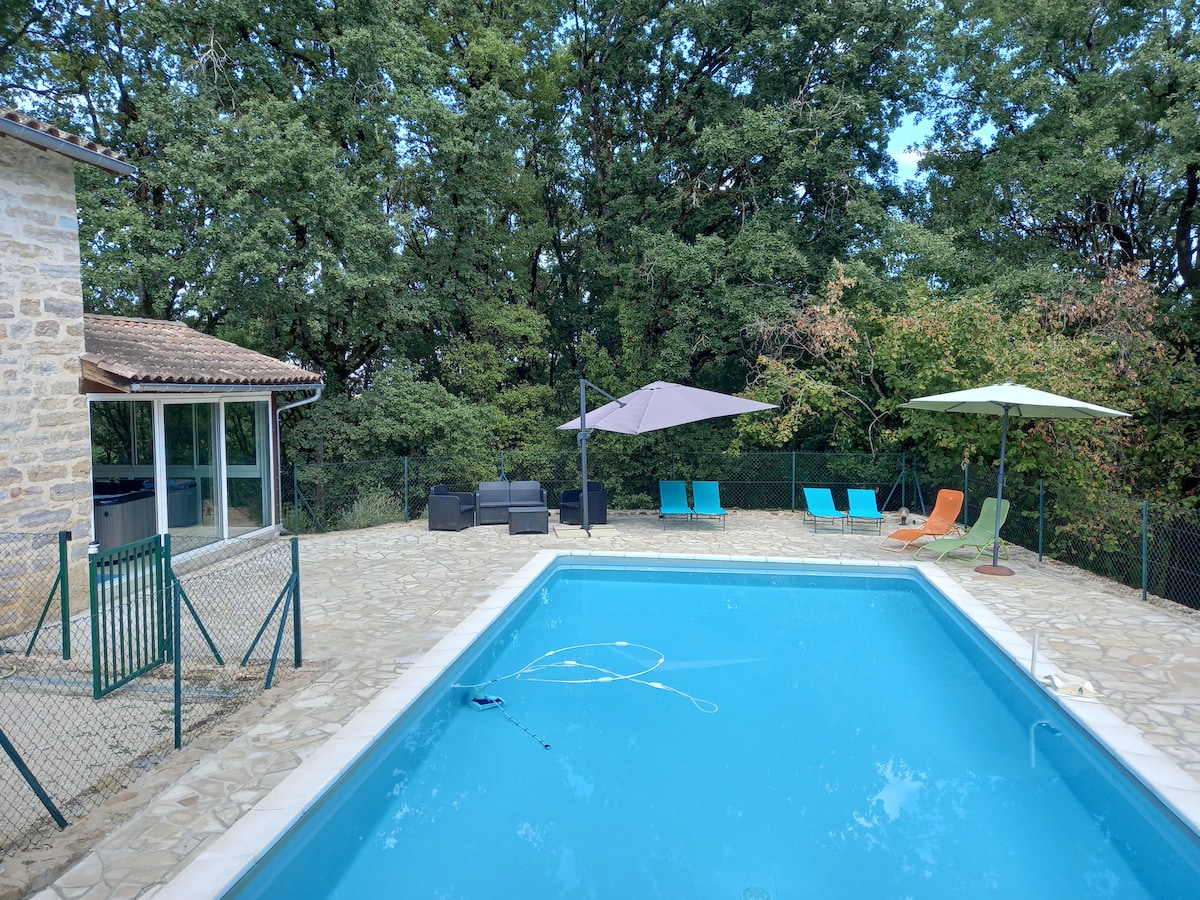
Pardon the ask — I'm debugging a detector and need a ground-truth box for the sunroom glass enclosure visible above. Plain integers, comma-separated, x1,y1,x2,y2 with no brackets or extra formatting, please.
89,396,273,553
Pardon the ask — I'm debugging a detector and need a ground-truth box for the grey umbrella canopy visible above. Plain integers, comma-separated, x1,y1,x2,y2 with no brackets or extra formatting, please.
558,381,777,434
559,381,777,529
903,382,1129,574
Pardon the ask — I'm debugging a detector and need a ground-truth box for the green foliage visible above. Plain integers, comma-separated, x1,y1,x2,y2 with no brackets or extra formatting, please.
335,486,407,531
279,502,318,535
5,0,1199,504
305,364,500,462
914,0,1200,317
751,263,1200,495
544,0,916,397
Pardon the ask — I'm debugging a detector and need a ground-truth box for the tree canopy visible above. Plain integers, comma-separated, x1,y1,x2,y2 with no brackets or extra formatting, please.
3,0,1196,495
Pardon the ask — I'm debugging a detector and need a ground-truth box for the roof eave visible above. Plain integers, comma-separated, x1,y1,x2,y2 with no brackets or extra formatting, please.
0,117,138,176
127,382,323,393
82,358,324,395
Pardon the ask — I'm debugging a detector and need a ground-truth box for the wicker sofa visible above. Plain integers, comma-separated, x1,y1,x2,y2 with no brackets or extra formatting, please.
475,480,548,525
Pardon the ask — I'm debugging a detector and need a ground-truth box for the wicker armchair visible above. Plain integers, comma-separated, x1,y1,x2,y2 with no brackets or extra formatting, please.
559,482,607,525
427,485,476,531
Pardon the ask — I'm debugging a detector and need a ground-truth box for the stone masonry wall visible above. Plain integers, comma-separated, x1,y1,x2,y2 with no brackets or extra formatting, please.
0,135,94,629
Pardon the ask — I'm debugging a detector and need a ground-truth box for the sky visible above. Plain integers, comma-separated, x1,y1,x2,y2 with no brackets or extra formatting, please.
888,113,930,183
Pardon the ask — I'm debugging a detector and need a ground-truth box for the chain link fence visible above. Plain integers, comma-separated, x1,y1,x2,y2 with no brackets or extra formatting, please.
913,459,1200,612
4,450,1196,856
285,451,913,531
285,450,1200,612
0,532,300,857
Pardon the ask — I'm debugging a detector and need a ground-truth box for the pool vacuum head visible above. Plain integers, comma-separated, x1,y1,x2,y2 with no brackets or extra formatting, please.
468,687,504,711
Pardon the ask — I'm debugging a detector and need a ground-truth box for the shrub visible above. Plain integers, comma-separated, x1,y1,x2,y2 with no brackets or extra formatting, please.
335,489,407,530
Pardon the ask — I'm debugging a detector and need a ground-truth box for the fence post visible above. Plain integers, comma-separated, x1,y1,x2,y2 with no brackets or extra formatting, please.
1038,480,1045,562
791,452,796,512
403,456,410,523
56,530,71,659
912,456,926,513
1142,500,1149,602
499,451,505,480
167,534,182,750
292,536,302,668
0,727,66,829
963,461,970,519
292,462,299,534
87,551,100,691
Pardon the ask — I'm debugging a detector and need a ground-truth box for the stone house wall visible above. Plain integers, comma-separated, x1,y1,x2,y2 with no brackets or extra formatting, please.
0,135,94,629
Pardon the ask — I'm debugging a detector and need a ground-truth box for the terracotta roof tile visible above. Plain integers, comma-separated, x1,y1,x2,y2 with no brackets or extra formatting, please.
0,106,135,175
82,315,323,391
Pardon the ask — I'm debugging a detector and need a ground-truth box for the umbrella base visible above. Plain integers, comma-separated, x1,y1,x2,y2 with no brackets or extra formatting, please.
975,564,1014,576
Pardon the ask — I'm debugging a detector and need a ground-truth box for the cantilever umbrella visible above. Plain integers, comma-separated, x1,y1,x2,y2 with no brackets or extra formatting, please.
902,381,1129,575
558,380,777,529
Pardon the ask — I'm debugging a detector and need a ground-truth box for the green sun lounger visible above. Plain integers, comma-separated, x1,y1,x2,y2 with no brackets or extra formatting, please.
913,497,1010,562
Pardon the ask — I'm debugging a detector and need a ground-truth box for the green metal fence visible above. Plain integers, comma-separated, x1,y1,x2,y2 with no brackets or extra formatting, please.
0,531,303,857
89,535,170,699
286,451,915,530
948,466,1200,611
21,531,72,661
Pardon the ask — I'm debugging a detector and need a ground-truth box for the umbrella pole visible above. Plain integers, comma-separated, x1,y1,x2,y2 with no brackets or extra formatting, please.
579,379,590,531
977,406,1014,576
575,379,624,532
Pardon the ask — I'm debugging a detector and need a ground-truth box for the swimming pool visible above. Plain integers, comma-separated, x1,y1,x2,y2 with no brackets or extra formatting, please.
164,553,1200,898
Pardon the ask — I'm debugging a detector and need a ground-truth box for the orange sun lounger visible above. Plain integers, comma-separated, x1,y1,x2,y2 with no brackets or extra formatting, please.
880,488,964,551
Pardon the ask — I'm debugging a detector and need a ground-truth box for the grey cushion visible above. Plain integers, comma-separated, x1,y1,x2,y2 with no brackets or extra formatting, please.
476,481,511,508
508,481,545,505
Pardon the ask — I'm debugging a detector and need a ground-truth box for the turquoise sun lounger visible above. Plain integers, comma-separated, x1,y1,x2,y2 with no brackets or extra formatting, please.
691,481,727,529
847,488,884,534
802,487,847,533
658,480,694,527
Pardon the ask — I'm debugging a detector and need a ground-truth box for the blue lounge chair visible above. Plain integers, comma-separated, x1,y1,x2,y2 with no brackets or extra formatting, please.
658,480,694,527
691,481,727,529
847,488,884,534
802,487,846,533
913,498,1010,562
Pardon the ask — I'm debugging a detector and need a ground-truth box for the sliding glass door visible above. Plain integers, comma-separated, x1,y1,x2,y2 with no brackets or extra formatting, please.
163,402,220,551
224,401,271,537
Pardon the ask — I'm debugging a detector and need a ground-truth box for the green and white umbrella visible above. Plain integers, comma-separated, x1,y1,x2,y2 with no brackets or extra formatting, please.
902,382,1129,574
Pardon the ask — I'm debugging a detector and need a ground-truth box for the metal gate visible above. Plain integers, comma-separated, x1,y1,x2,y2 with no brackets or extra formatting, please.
88,535,170,699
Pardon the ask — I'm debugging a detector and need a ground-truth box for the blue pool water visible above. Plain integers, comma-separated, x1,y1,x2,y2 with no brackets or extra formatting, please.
229,560,1200,898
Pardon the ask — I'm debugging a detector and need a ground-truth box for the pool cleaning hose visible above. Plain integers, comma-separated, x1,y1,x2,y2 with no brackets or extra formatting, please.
455,641,718,713
468,687,550,749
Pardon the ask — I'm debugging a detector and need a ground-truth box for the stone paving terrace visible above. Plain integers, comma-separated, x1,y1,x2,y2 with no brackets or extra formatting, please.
8,509,1200,898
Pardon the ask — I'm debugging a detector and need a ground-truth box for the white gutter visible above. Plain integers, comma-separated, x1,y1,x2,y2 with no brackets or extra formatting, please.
275,386,324,531
275,385,323,418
